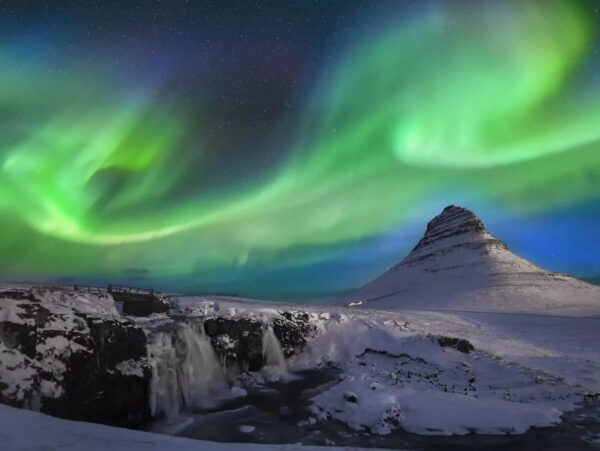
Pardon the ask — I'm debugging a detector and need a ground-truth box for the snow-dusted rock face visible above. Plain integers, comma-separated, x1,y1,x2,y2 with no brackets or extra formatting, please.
0,287,151,427
204,313,315,372
343,205,600,314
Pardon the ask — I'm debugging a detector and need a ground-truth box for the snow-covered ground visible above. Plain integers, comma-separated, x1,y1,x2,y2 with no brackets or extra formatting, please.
0,282,119,315
402,309,600,391
2,288,599,448
0,402,358,451
290,307,597,436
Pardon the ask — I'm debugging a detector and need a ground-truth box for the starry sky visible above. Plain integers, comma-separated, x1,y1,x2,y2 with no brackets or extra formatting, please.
1,0,599,300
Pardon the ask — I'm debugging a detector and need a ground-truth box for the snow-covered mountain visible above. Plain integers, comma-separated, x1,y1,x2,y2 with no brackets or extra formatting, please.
342,205,600,315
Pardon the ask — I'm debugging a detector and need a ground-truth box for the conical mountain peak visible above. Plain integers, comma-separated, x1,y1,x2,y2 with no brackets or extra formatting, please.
424,205,485,238
408,205,505,259
341,205,600,313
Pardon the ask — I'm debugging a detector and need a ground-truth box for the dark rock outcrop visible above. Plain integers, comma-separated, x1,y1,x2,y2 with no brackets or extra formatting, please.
0,289,151,427
199,310,318,373
405,205,508,265
113,292,170,316
203,316,265,372
275,310,317,354
436,336,474,354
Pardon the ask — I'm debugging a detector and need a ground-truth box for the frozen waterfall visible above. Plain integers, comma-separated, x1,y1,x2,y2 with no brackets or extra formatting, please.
262,327,288,374
148,323,226,418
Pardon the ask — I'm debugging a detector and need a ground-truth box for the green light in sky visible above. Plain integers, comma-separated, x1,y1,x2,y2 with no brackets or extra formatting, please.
0,0,599,284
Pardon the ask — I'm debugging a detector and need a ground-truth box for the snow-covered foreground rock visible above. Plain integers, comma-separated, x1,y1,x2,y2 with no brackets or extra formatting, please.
0,285,151,426
290,308,594,437
0,402,350,451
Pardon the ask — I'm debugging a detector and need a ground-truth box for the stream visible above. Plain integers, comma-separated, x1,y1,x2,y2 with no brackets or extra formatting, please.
149,368,600,450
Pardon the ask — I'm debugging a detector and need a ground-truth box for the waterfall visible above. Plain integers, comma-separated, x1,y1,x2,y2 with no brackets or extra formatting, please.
262,327,288,374
148,321,292,418
148,332,180,418
148,323,226,418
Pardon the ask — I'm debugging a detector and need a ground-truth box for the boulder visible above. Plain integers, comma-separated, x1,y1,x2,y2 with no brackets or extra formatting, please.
343,391,358,403
436,336,475,354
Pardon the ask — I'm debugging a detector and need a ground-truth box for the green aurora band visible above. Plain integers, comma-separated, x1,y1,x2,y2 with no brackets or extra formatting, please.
1,0,599,290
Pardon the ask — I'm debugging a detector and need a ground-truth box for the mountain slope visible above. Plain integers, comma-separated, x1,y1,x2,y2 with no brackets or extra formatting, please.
342,205,600,315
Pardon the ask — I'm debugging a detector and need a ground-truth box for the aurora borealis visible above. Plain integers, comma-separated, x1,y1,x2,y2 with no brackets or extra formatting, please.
1,0,599,299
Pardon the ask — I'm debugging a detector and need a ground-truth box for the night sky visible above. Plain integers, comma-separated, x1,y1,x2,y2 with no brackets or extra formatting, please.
1,0,599,300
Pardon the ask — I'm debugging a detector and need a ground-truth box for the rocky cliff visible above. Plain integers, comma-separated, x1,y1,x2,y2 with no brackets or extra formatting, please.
1,286,321,425
0,286,151,427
